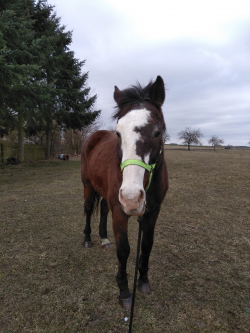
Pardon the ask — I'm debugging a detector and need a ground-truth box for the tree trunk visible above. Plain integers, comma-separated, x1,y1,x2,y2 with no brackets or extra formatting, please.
72,129,75,153
214,145,215,151
188,144,190,151
50,129,55,157
18,110,24,162
46,129,51,159
77,132,80,155
1,143,4,163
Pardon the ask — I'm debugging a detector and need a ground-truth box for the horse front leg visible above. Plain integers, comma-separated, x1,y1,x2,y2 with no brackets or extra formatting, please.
112,209,131,310
138,206,161,294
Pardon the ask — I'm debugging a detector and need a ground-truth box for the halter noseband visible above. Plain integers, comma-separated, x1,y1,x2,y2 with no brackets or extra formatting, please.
120,148,162,192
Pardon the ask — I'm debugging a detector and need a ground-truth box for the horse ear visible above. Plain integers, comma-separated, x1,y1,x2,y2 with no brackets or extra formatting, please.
114,86,124,107
149,76,165,107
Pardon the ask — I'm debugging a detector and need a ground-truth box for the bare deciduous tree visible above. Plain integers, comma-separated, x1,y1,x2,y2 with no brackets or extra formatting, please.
208,135,224,151
178,127,204,151
163,129,171,144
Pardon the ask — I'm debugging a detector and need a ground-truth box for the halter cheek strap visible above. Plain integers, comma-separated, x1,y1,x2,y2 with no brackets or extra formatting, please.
120,148,162,192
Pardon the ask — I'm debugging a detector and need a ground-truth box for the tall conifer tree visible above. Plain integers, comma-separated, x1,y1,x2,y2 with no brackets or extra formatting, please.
0,0,51,160
27,0,100,158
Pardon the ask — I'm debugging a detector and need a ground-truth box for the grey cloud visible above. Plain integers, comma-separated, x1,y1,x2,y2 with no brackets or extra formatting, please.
51,0,250,145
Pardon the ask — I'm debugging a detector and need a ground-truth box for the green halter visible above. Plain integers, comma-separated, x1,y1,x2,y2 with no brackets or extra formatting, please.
120,149,162,192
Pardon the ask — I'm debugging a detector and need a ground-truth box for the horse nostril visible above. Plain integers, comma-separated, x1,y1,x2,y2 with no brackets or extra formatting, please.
140,190,143,199
138,190,144,204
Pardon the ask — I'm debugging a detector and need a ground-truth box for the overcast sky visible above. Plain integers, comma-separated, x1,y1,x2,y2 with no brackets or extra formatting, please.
50,0,250,146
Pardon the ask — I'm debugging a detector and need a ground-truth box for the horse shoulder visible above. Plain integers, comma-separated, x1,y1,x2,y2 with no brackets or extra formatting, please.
147,158,168,208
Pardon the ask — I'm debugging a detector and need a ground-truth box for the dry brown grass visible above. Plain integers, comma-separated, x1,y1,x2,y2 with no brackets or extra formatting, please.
1,150,250,332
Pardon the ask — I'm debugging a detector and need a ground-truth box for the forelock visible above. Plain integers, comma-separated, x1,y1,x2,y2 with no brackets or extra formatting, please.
112,81,160,120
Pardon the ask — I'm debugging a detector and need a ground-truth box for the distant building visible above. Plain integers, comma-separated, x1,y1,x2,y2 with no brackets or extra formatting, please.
24,139,35,144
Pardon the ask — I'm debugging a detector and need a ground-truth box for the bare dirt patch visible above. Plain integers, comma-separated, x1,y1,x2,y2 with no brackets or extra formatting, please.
1,150,250,332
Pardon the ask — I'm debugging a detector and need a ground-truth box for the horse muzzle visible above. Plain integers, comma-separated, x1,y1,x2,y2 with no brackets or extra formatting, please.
119,187,145,216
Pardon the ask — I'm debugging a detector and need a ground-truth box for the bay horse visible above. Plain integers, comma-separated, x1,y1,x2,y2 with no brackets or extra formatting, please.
81,76,169,310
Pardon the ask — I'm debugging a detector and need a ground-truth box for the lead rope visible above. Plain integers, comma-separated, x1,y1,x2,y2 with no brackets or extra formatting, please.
128,145,163,332
128,216,143,333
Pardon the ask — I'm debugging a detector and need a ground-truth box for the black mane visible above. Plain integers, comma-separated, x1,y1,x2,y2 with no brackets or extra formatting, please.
112,81,160,120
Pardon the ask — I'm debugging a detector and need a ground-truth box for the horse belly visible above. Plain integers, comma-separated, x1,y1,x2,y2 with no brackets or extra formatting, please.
81,130,121,204
87,156,107,198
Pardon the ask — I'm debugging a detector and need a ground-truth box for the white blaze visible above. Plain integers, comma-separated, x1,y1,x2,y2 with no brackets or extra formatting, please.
116,109,151,213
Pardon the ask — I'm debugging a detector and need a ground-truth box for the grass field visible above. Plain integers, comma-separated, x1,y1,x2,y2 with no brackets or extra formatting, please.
1,149,250,332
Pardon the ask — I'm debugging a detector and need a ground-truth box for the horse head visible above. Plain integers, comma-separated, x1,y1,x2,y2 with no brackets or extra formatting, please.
113,76,166,216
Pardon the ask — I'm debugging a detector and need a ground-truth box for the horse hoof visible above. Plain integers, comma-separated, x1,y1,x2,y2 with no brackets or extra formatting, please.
84,241,93,248
119,297,132,311
101,239,112,250
138,280,150,294
102,243,112,250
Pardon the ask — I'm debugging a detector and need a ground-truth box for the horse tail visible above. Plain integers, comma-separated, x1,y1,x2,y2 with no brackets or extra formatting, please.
93,191,101,215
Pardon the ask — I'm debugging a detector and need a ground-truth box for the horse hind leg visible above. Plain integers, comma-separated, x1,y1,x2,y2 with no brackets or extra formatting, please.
99,198,111,249
83,183,98,248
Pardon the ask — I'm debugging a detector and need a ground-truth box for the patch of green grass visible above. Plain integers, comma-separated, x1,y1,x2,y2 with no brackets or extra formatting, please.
1,151,250,332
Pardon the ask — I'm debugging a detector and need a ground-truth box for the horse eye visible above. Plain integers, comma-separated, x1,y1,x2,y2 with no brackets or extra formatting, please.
116,131,121,138
155,131,161,138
